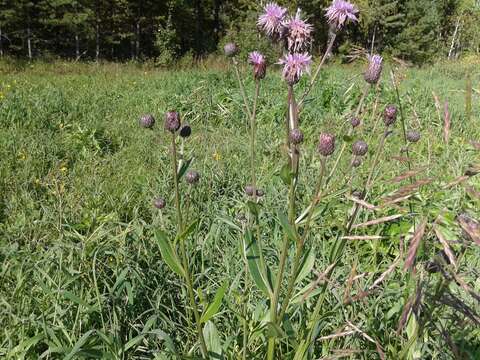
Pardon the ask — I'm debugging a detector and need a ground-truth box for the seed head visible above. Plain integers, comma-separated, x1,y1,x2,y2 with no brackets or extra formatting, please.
248,51,267,80
153,197,166,209
139,114,155,129
364,54,383,85
224,42,239,57
406,130,421,143
278,52,312,86
352,158,361,167
179,123,192,138
350,117,360,128
317,133,336,156
352,140,368,156
325,0,359,30
164,111,181,133
283,9,313,53
257,2,287,40
185,170,200,185
383,105,397,126
289,128,304,145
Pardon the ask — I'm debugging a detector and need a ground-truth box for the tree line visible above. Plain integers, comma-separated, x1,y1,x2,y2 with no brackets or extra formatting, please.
0,0,479,64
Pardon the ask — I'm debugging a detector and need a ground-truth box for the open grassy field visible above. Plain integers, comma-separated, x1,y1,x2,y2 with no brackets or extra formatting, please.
0,59,479,359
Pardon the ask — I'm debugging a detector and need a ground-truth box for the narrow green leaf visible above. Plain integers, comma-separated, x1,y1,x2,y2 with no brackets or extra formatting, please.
242,230,272,297
63,291,95,312
148,330,177,353
200,282,228,323
123,334,146,352
278,212,299,243
64,330,96,360
247,201,260,217
8,334,44,359
280,163,293,185
203,321,223,359
155,230,185,277
295,248,315,283
177,158,192,179
176,219,199,243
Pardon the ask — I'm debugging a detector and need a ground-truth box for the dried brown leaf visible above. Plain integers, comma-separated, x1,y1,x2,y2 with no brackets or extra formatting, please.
444,101,451,144
404,220,428,271
353,214,403,229
433,226,457,269
457,214,480,246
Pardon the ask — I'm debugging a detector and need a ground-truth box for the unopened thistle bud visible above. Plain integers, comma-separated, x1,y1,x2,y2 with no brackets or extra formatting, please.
406,130,421,143
164,111,181,133
352,140,368,156
350,117,360,128
317,133,335,156
289,128,304,145
179,123,192,138
185,170,200,185
364,54,383,85
245,185,255,196
224,42,239,57
352,158,361,167
383,105,397,126
248,51,267,80
153,197,166,209
139,114,155,129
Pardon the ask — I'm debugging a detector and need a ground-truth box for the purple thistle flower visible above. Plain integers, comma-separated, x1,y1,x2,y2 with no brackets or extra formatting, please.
248,51,267,80
325,0,359,30
283,9,313,52
257,2,287,40
278,52,312,86
364,54,383,84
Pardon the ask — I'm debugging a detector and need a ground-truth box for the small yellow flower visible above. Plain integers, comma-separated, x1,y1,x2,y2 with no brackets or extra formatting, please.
213,151,221,161
34,179,40,185
60,166,67,172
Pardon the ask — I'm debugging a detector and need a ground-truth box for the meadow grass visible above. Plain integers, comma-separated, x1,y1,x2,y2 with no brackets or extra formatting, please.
0,59,479,359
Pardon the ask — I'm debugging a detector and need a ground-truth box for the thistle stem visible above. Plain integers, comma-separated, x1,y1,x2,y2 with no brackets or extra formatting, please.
171,134,208,358
172,134,183,231
278,156,326,321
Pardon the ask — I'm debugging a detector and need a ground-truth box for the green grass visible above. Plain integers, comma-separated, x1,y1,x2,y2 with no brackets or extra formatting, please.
0,59,479,359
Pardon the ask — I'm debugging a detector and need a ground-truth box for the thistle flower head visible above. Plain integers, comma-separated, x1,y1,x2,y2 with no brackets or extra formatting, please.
352,140,368,156
317,133,336,156
153,197,166,209
325,0,359,30
224,42,239,57
258,2,288,40
248,51,267,80
364,54,383,84
289,128,304,145
278,52,312,86
186,170,200,185
383,105,397,126
283,9,313,52
165,111,181,133
406,130,421,143
139,114,155,129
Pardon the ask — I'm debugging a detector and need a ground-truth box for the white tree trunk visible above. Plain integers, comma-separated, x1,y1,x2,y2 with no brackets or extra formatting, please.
448,18,460,60
27,27,32,59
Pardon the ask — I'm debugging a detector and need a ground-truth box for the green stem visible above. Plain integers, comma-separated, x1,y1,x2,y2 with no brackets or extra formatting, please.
233,58,253,121
171,135,208,358
172,134,183,231
278,157,326,321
